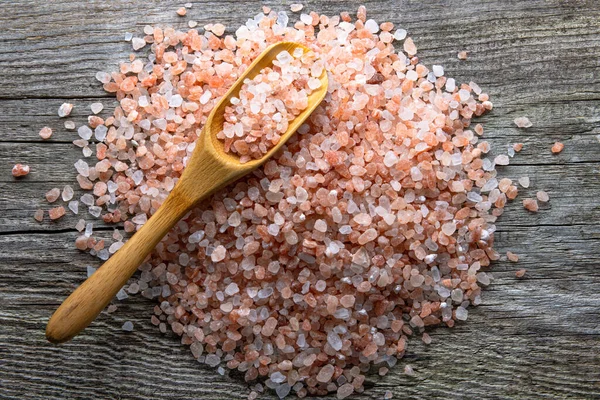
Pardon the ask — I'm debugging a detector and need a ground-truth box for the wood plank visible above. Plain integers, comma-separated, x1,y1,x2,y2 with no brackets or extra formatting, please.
1,0,600,399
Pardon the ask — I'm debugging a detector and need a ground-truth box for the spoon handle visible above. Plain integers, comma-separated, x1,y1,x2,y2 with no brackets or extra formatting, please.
46,190,192,344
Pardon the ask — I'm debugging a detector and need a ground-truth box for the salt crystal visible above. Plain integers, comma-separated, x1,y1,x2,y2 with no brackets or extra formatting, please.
64,121,75,130
211,245,226,262
365,19,379,33
12,164,30,177
536,190,549,202
327,331,343,351
116,288,128,300
132,37,146,50
432,65,444,77
518,177,530,188
393,29,407,41
90,102,104,114
58,103,73,117
337,383,354,399
494,155,509,166
78,126,93,140
39,126,53,139
68,201,79,214
455,307,468,321
300,14,312,25
290,3,303,12
514,117,532,128
95,125,108,141
121,321,134,331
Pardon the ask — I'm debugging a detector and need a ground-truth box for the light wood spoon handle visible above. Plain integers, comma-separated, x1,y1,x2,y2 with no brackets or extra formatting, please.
46,189,192,343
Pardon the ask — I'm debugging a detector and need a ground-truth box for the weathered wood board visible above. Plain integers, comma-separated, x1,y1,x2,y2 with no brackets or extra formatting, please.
1,0,599,399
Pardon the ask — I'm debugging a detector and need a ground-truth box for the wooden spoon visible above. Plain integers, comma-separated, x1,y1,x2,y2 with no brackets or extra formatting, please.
46,41,328,344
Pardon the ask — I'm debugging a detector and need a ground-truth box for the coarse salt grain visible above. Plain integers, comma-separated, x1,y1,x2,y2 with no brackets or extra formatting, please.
514,117,532,128
58,103,73,117
551,142,564,153
39,126,53,139
290,3,303,12
54,7,510,399
12,164,30,177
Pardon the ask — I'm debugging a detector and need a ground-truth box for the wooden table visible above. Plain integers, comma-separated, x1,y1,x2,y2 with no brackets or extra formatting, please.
1,0,599,398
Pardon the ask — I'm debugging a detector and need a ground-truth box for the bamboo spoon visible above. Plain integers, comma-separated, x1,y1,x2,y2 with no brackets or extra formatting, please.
46,41,328,344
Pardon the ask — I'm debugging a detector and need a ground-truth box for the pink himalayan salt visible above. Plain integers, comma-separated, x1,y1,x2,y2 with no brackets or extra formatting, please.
48,206,66,220
217,49,318,163
536,190,549,202
12,164,30,177
515,269,527,278
45,188,61,203
513,143,523,152
457,51,468,60
34,209,44,222
69,7,505,399
176,7,186,16
514,117,532,128
39,126,53,139
58,103,73,117
507,251,519,262
551,142,564,153
523,198,539,212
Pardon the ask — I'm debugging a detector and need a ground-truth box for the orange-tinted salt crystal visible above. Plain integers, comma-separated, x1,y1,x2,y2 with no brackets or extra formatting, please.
458,51,468,60
551,141,564,153
48,206,66,220
522,198,539,212
513,143,523,152
45,188,61,203
515,269,527,278
12,164,30,177
506,251,519,262
39,126,53,139
176,7,186,16
34,209,44,222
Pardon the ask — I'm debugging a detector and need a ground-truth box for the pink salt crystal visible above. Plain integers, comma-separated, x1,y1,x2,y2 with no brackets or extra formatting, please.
48,206,66,220
404,365,415,376
515,269,527,278
34,209,44,222
551,142,564,154
290,3,303,12
513,143,523,152
211,245,226,262
12,164,30,177
457,51,468,60
536,190,549,202
58,103,73,117
403,37,417,56
514,117,532,128
422,333,432,344
507,251,519,262
316,364,334,382
39,126,53,139
176,7,186,16
210,23,226,36
45,188,61,203
522,198,539,212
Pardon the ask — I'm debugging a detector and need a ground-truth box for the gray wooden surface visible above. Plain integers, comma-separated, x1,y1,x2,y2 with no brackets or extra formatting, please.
1,0,600,399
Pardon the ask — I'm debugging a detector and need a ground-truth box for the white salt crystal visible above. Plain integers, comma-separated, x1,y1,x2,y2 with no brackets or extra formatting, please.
455,306,468,320
81,193,94,206
121,321,134,331
276,50,292,65
518,177,530,188
78,126,93,140
109,241,123,254
327,331,343,351
393,29,407,41
514,116,533,128
132,37,146,51
68,200,79,214
458,89,471,102
84,222,93,237
290,3,303,12
124,32,133,41
82,146,92,157
432,65,444,77
365,19,379,33
225,282,239,296
116,288,129,300
152,118,167,130
62,185,74,201
494,154,510,166
95,71,111,83
132,170,144,185
300,13,312,25
64,121,75,130
383,151,398,167
88,206,102,217
94,125,108,141
188,20,198,28
86,265,96,277
271,372,286,384
211,245,226,262
445,78,456,92
132,213,147,225
90,102,104,114
307,78,321,90
169,94,183,107
200,90,212,105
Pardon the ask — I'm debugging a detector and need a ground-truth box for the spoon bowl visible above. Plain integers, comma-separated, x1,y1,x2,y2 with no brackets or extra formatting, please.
46,41,328,344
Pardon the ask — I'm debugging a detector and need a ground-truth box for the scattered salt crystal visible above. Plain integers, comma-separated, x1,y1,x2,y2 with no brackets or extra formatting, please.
551,142,564,154
393,29,407,41
494,155,509,166
290,3,303,12
455,307,468,321
514,117,532,128
64,121,75,130
536,190,549,202
116,288,128,300
523,198,539,212
337,383,354,399
515,269,527,278
121,321,134,331
58,103,73,118
188,20,198,28
124,32,133,41
12,164,30,177
86,265,96,277
518,177,530,188
90,103,104,114
300,13,312,25
458,50,468,60
507,251,519,262
39,126,53,139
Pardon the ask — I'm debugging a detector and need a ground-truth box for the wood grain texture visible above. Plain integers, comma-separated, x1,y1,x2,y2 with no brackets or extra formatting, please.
1,0,600,399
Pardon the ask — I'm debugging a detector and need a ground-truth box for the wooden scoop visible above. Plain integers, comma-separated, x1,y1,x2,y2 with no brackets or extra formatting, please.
46,41,328,344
